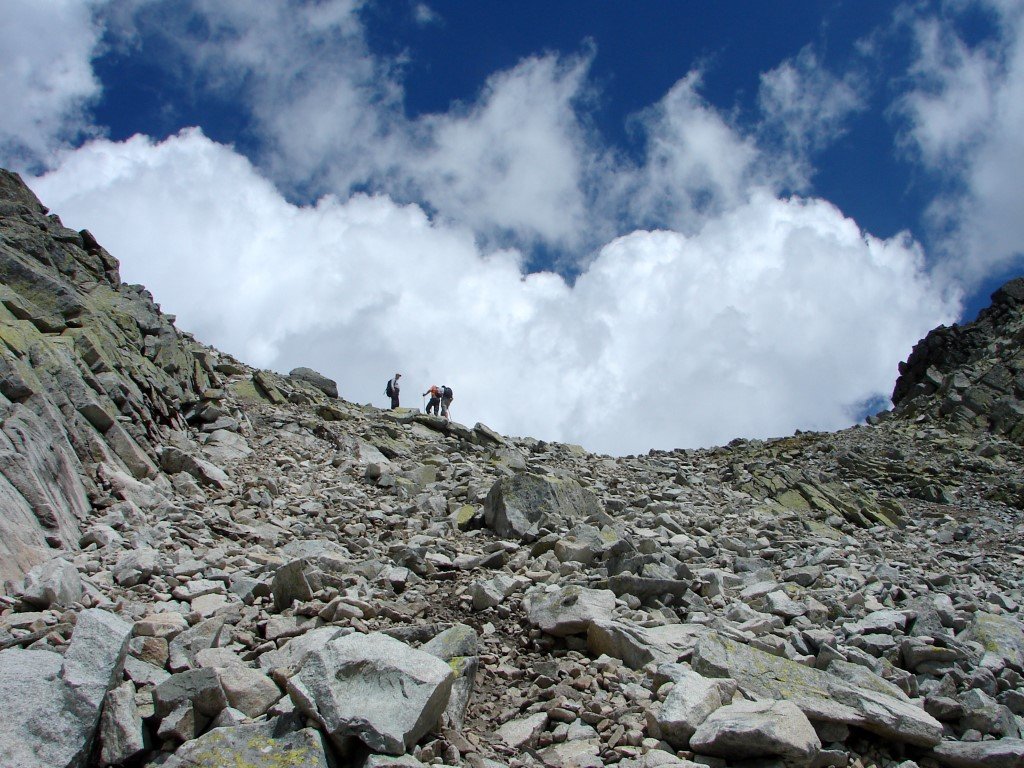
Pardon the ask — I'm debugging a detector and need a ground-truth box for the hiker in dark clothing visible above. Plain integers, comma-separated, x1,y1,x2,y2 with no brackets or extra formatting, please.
387,373,402,409
440,385,454,420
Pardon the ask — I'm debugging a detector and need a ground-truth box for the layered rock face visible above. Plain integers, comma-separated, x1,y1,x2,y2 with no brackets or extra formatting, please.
0,170,223,584
893,277,1024,442
0,170,1022,768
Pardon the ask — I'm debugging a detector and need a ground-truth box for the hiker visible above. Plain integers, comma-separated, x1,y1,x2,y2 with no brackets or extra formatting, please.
440,384,454,420
423,384,441,416
385,373,401,409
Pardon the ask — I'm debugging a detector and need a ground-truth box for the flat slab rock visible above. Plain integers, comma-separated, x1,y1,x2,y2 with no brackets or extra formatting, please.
689,699,822,767
691,631,944,747
928,739,1024,768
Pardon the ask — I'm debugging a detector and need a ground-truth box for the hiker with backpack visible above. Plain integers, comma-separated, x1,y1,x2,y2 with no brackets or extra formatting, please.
440,385,454,420
385,373,401,409
423,384,441,416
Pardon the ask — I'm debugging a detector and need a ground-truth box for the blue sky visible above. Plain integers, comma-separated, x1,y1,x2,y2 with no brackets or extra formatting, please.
3,0,1023,454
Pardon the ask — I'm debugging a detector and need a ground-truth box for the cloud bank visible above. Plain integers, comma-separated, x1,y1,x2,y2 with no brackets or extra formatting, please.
32,130,954,454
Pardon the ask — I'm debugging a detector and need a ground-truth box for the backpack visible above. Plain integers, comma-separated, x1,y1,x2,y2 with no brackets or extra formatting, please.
385,379,394,398
442,386,453,400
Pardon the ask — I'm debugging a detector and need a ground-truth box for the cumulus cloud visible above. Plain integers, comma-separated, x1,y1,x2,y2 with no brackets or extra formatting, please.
32,131,956,454
0,0,104,170
406,54,593,246
897,0,1024,285
622,73,765,235
758,46,866,187
99,0,595,247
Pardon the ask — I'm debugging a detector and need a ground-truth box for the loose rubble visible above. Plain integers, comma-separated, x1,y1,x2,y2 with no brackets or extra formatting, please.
0,169,1022,767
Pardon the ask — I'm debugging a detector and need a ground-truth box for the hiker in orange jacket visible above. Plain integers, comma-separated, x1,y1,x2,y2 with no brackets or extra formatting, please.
423,384,441,416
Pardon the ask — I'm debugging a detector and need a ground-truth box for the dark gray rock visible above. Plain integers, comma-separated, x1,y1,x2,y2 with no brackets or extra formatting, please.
289,367,339,399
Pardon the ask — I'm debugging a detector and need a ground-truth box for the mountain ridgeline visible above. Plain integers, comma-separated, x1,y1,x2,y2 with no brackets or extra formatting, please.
0,168,1022,768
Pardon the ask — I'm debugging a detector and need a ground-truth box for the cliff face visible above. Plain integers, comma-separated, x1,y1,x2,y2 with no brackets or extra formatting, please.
0,170,1022,768
892,277,1024,442
0,170,228,582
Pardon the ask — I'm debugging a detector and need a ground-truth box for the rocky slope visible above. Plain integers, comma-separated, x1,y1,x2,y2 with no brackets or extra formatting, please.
0,169,1022,768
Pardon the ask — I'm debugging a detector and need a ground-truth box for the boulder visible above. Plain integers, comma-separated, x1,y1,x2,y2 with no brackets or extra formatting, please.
159,445,231,488
216,665,283,718
966,613,1024,670
928,739,1024,768
0,608,131,768
483,471,600,540
153,667,228,719
287,631,455,754
647,669,724,747
588,619,711,669
19,557,82,607
162,720,331,768
689,699,821,766
528,585,617,636
98,681,146,767
421,623,479,729
289,367,339,399
498,712,549,750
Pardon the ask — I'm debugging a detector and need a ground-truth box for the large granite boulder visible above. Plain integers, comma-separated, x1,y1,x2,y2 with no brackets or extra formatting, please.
689,699,821,766
162,719,331,768
287,631,455,755
528,585,617,636
484,471,601,540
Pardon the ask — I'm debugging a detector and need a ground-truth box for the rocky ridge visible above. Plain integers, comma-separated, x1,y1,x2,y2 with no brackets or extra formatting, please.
0,169,1022,768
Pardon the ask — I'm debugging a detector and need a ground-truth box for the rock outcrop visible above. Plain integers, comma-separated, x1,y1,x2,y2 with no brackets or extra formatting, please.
0,169,1022,768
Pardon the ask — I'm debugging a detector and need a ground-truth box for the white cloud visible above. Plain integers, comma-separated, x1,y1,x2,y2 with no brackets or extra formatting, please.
4,3,976,453
758,46,866,187
32,132,957,454
897,0,1024,285
407,54,593,246
0,0,104,170
622,73,766,235
94,1,594,248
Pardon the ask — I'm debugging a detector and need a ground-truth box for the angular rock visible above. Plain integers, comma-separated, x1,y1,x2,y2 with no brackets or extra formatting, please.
98,682,146,767
689,699,821,766
928,738,1024,768
528,585,617,636
289,366,339,399
154,667,228,719
483,471,600,540
162,718,331,767
287,631,455,755
692,632,943,747
19,557,82,608
216,664,283,718
0,608,131,768
648,669,724,747
160,445,231,488
588,619,711,669
967,613,1024,670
